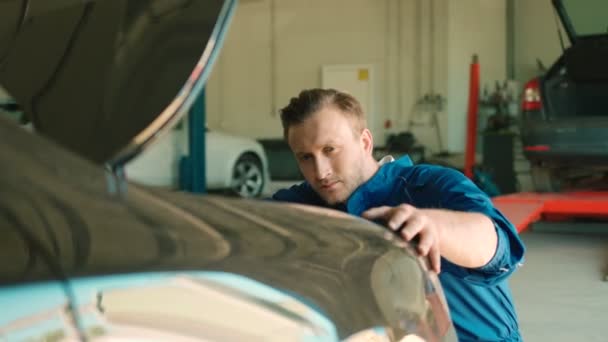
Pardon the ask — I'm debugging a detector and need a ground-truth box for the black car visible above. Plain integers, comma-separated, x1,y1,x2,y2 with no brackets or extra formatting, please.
520,0,608,191
0,1,454,340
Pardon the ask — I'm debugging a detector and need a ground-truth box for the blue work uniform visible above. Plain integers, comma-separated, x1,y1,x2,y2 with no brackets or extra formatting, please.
272,156,525,341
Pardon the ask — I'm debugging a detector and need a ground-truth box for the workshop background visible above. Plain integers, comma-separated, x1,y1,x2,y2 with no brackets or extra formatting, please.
135,1,608,341
1,0,607,341
93,0,574,194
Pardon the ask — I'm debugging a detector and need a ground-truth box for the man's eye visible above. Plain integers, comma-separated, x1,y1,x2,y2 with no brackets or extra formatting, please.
323,147,335,153
299,155,312,161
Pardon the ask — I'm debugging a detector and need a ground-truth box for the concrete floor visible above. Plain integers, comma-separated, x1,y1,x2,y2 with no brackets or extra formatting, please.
510,223,608,342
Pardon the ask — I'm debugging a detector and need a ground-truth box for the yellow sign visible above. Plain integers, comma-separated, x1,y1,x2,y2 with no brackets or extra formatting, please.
358,68,369,81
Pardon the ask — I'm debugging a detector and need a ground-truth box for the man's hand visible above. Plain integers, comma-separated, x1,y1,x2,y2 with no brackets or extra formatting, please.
362,204,441,273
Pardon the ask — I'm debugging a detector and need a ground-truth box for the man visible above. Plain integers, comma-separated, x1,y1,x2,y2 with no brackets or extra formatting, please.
272,88,525,341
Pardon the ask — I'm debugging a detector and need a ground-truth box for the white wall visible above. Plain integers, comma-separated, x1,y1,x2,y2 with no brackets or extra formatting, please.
513,0,566,84
207,0,508,155
206,0,275,135
207,0,392,142
444,0,507,151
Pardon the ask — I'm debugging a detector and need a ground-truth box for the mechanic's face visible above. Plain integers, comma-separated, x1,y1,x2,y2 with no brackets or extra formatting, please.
287,106,374,205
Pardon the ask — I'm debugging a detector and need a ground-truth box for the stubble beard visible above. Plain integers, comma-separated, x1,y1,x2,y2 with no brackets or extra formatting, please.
319,172,364,206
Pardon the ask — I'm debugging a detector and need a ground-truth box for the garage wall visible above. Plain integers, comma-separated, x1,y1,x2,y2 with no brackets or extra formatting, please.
445,0,507,151
206,0,275,135
207,0,397,144
513,0,566,84
206,0,507,154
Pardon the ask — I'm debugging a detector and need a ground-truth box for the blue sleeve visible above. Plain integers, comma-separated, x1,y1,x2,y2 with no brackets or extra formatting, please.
419,166,525,286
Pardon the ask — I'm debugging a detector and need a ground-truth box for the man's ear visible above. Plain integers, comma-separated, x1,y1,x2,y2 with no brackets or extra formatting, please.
360,128,374,153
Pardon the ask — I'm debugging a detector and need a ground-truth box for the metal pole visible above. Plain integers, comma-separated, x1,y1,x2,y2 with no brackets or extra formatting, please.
189,88,206,193
464,55,480,180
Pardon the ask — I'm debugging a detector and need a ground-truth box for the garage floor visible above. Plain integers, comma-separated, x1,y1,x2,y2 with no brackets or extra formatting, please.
510,223,608,342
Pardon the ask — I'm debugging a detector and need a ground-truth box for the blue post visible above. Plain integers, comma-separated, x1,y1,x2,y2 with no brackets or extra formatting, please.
188,88,206,193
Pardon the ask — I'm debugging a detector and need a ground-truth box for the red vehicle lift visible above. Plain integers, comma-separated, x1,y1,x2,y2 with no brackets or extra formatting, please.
493,191,608,233
463,55,608,233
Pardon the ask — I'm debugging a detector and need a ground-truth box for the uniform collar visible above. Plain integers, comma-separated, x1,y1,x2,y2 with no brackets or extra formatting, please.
345,155,414,216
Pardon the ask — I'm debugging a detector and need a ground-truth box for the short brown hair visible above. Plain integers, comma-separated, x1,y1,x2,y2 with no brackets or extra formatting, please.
279,88,366,139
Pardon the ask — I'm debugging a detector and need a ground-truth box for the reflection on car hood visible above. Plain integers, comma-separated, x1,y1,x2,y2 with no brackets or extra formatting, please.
0,272,341,341
0,117,450,340
0,0,234,166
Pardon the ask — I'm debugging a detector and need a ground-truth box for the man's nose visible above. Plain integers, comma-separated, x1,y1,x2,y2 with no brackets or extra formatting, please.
314,158,332,181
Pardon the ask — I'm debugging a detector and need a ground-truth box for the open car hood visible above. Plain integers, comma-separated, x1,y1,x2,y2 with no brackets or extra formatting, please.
553,0,608,42
0,115,453,340
0,0,235,166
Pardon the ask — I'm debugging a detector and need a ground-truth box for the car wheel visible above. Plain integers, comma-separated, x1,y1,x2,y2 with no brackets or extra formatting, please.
231,153,265,198
531,165,561,192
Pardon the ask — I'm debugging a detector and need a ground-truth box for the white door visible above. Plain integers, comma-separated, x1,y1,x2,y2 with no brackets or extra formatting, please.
322,64,377,141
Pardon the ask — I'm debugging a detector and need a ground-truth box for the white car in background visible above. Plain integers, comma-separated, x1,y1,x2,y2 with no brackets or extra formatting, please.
126,126,269,198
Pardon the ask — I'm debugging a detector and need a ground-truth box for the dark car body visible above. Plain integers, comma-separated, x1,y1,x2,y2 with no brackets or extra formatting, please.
520,0,608,191
0,0,454,340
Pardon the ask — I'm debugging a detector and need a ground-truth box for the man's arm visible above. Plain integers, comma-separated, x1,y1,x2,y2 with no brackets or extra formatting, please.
423,208,497,269
362,165,523,279
362,205,497,273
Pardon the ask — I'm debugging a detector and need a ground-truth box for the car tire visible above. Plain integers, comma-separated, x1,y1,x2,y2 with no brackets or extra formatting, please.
531,165,561,193
230,153,265,198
